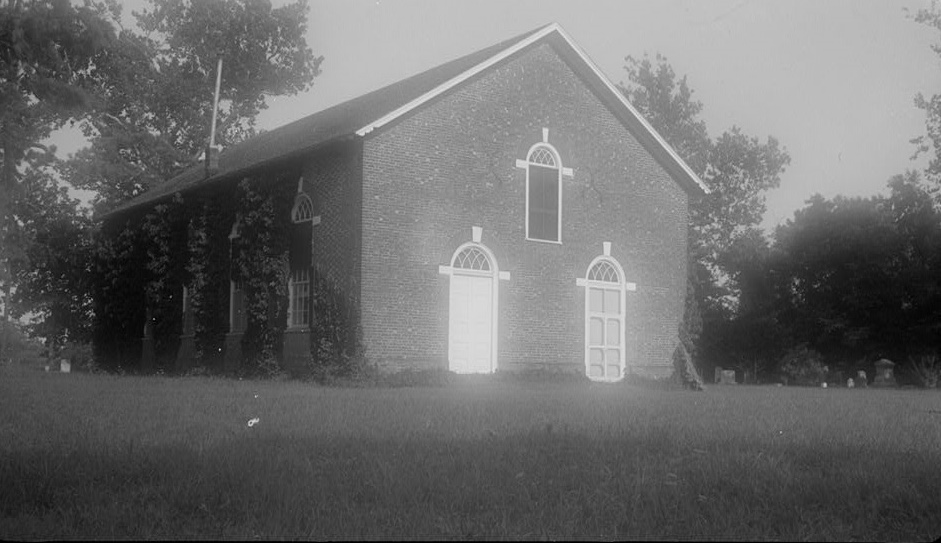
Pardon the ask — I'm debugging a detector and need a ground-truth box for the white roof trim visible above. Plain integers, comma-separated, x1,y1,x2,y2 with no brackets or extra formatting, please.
551,25,709,194
355,24,559,138
354,23,710,195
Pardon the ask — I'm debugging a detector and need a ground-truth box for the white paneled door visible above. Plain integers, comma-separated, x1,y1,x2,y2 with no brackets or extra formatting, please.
587,285,622,380
448,273,493,374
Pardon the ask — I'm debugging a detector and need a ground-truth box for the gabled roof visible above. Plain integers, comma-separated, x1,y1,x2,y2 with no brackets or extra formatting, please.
104,23,708,219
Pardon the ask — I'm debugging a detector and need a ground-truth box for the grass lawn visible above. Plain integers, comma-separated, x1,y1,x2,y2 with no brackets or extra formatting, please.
1,364,939,541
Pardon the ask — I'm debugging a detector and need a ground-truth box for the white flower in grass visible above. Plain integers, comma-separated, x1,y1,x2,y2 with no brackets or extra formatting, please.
247,417,260,427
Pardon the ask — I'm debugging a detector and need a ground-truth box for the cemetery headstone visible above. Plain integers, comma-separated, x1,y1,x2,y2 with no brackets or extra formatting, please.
873,359,897,387
857,370,868,388
720,369,737,385
60,359,70,373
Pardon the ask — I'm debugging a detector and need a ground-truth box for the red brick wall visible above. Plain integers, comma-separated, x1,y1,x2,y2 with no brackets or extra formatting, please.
360,43,688,377
302,143,362,294
300,142,363,321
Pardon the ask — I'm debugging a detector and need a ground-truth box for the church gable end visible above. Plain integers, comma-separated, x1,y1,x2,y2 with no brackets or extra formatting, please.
360,41,688,378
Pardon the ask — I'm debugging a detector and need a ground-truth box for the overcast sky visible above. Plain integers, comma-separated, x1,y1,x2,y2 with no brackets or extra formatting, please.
56,0,941,233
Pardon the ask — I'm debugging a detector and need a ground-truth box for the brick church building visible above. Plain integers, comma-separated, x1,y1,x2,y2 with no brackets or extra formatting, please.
101,23,708,381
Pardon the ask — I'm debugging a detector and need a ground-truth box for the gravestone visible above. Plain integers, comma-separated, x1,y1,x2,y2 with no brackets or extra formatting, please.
60,359,70,373
873,359,897,387
714,368,737,385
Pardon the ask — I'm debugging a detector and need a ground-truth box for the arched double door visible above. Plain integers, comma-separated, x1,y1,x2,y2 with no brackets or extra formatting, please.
447,243,499,374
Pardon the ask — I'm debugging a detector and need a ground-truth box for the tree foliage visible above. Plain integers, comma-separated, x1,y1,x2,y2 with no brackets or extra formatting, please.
65,0,323,211
0,0,116,193
8,169,94,350
2,0,322,363
0,0,117,359
619,54,790,379
911,0,941,195
619,54,790,316
772,173,941,363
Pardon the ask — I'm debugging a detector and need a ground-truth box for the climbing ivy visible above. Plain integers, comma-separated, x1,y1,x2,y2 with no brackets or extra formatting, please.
93,168,367,379
185,195,234,368
234,177,294,376
92,219,147,370
307,269,367,381
140,193,188,368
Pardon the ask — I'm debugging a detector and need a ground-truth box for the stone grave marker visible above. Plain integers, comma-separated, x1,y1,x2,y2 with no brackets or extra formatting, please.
60,359,70,373
857,370,868,388
873,359,897,387
714,368,737,385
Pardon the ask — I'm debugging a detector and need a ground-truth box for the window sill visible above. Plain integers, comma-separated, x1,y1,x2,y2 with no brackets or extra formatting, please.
525,237,562,245
285,326,310,333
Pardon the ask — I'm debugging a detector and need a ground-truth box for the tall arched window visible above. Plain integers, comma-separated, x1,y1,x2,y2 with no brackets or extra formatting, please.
525,143,562,242
228,218,247,333
582,256,626,381
288,193,313,328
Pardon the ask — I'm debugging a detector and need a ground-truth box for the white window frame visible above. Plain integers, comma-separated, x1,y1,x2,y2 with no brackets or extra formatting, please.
577,254,629,382
287,268,311,329
292,193,314,223
228,218,245,333
523,142,563,244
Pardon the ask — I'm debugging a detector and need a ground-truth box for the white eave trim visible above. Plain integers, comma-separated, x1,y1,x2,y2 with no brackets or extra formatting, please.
356,24,559,138
353,22,709,195
550,25,710,195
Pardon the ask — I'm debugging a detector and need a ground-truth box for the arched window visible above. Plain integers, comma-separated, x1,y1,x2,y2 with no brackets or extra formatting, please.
228,218,247,333
288,192,313,329
582,256,626,381
525,143,562,242
452,245,492,273
292,194,314,223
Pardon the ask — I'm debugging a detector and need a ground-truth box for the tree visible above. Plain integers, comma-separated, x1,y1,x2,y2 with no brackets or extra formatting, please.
911,0,941,197
64,0,323,211
770,174,941,364
2,0,323,364
8,169,94,352
0,0,116,193
618,54,790,371
0,0,117,360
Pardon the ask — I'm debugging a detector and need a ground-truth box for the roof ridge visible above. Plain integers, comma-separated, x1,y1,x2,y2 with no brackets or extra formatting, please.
102,21,706,219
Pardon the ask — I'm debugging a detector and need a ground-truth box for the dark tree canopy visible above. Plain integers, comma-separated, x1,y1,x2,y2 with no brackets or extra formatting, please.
619,54,790,316
1,0,322,361
65,0,323,211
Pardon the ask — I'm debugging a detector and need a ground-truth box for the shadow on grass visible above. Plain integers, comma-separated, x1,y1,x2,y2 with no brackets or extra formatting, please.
2,424,939,541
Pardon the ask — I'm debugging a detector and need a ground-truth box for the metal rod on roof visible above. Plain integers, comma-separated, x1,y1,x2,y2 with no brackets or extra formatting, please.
209,56,223,150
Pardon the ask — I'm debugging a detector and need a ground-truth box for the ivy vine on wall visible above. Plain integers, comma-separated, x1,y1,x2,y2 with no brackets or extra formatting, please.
140,193,188,367
185,195,234,368
233,177,294,376
93,166,367,378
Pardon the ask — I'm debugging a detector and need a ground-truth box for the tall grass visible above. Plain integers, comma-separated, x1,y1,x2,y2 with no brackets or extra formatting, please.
1,365,939,540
